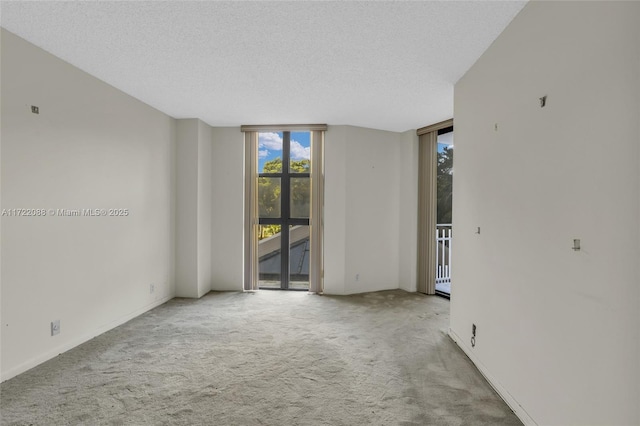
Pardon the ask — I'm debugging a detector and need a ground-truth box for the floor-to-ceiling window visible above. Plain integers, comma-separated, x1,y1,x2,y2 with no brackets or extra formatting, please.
435,127,453,297
257,131,311,290
417,119,452,296
242,125,325,293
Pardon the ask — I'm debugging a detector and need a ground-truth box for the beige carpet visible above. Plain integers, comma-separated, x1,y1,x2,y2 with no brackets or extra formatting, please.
0,290,521,425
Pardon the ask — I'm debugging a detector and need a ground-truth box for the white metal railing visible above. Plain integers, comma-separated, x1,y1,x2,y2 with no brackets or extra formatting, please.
436,224,452,284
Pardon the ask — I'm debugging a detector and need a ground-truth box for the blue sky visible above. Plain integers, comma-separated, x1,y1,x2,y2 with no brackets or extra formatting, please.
257,130,448,169
258,131,311,172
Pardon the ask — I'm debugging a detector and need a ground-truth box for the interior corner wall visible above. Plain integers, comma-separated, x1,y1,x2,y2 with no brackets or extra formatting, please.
175,119,199,298
197,121,213,297
324,125,403,295
323,126,348,294
398,130,419,292
210,127,244,291
175,119,214,298
0,29,176,381
451,2,640,425
208,124,413,295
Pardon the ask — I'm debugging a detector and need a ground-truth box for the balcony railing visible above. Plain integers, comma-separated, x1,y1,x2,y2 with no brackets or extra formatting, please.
436,224,452,294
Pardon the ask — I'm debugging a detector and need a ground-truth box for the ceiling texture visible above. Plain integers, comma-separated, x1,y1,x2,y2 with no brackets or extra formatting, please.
0,1,527,132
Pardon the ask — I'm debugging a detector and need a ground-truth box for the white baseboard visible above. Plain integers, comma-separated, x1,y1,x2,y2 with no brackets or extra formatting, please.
448,328,537,426
1,296,173,383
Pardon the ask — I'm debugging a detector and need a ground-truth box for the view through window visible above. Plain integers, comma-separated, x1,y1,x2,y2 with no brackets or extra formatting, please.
436,128,453,296
257,131,311,289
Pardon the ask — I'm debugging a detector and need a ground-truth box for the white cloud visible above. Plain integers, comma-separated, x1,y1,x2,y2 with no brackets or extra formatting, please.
258,132,283,151
290,139,310,160
437,132,454,146
257,132,310,161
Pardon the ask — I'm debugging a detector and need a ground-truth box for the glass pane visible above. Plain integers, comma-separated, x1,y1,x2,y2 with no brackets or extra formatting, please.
289,225,310,289
258,177,281,218
437,131,453,225
289,132,311,173
290,177,310,219
258,225,282,287
436,130,453,296
258,132,283,173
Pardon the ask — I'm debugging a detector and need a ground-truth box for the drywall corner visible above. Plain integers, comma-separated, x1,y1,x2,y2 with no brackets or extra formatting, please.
398,129,419,292
324,125,404,295
197,120,213,297
175,119,199,298
323,125,348,295
210,127,244,291
176,118,217,298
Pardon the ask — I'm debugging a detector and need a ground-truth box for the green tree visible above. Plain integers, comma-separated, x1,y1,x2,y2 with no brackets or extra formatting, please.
258,158,311,240
290,159,310,173
258,172,281,219
290,159,310,218
262,158,283,173
437,147,453,224
259,224,281,240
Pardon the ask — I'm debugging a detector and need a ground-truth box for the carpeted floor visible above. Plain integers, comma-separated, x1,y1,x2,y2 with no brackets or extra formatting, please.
0,290,522,425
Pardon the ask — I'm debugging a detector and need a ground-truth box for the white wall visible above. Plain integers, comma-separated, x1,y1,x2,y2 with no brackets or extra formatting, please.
451,2,640,425
175,120,199,297
324,126,348,294
0,29,176,381
175,118,214,298
208,125,416,295
324,125,407,294
398,130,419,292
210,127,244,291
0,27,421,382
197,121,213,297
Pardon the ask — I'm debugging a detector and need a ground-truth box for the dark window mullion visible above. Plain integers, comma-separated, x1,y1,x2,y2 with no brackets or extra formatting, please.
258,218,282,225
281,132,291,289
257,131,309,291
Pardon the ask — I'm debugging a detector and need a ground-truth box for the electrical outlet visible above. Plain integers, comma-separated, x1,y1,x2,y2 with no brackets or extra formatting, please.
150,283,155,294
31,105,39,114
51,320,60,336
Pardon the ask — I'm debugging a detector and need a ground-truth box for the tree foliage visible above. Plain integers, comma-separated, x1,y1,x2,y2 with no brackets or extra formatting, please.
259,224,281,240
289,160,311,218
258,158,310,240
437,147,453,224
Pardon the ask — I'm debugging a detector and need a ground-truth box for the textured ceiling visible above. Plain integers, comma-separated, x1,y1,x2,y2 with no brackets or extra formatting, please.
0,1,527,132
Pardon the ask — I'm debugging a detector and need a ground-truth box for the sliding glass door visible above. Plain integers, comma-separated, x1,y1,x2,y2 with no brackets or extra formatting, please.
435,127,453,296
